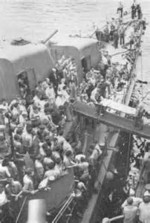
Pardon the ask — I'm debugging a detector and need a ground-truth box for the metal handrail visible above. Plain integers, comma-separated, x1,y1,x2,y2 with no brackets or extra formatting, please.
15,196,27,223
102,215,124,223
52,192,75,223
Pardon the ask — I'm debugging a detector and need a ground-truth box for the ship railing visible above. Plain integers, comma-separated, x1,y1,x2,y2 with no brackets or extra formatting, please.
13,167,74,223
102,215,124,223
52,192,75,223
15,187,49,223
15,196,28,223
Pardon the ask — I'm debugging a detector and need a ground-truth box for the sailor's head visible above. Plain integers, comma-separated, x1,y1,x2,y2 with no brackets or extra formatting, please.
143,195,150,203
127,197,133,205
25,168,34,177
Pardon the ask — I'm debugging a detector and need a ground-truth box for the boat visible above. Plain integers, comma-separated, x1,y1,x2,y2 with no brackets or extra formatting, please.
0,6,147,223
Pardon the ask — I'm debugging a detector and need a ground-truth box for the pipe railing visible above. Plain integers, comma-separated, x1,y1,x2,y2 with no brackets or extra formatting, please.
102,215,124,223
52,192,75,223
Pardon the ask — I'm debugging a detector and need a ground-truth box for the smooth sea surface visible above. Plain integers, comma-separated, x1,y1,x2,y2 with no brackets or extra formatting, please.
0,0,150,104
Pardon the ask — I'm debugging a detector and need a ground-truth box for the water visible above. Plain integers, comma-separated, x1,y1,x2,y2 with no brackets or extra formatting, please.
0,0,150,104
0,0,121,42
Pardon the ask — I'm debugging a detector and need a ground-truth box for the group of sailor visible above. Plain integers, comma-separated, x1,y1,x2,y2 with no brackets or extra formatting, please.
96,1,145,51
0,54,105,222
117,0,142,20
119,135,150,223
0,2,147,222
121,188,150,223
131,1,142,20
78,44,139,114
0,37,139,221
103,135,150,223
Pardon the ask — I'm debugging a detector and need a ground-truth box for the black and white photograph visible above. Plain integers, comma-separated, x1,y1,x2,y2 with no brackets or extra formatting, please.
0,0,150,223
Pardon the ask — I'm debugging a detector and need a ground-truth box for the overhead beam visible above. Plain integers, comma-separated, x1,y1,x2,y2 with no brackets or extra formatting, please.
72,101,150,139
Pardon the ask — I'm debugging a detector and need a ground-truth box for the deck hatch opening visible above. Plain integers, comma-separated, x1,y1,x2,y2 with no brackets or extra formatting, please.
81,56,91,72
17,68,36,97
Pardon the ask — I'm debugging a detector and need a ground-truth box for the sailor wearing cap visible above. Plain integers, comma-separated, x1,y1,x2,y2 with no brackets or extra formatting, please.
122,197,138,223
139,195,150,223
121,189,142,208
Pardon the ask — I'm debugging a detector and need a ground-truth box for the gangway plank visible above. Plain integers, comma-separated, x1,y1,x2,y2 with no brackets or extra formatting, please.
72,101,150,139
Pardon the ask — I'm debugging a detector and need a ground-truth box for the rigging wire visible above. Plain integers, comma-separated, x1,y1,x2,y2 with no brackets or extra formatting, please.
141,52,144,100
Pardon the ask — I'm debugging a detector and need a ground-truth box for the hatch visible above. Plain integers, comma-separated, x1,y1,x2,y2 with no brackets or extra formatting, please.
81,56,91,72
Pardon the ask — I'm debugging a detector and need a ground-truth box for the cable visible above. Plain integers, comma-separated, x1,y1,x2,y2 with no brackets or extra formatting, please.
141,52,144,99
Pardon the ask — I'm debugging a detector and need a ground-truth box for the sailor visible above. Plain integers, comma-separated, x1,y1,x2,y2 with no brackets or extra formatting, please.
121,189,142,208
34,156,44,184
134,104,144,130
22,122,33,153
5,178,22,200
76,157,89,184
138,196,150,223
141,18,146,30
0,158,11,182
17,166,37,199
49,68,59,95
90,86,100,104
122,197,138,223
88,143,102,167
129,33,135,50
109,18,116,41
119,25,125,46
117,1,124,18
45,82,56,104
103,24,110,42
141,144,150,184
0,182,8,207
2,158,18,181
63,149,75,168
75,154,86,164
113,30,119,49
136,4,142,20
131,4,136,19
0,182,10,223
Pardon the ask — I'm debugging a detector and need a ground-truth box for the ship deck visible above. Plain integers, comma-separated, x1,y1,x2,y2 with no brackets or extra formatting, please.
79,16,145,223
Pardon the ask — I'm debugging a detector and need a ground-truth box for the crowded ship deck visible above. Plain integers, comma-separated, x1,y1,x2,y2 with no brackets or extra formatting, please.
0,2,148,223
